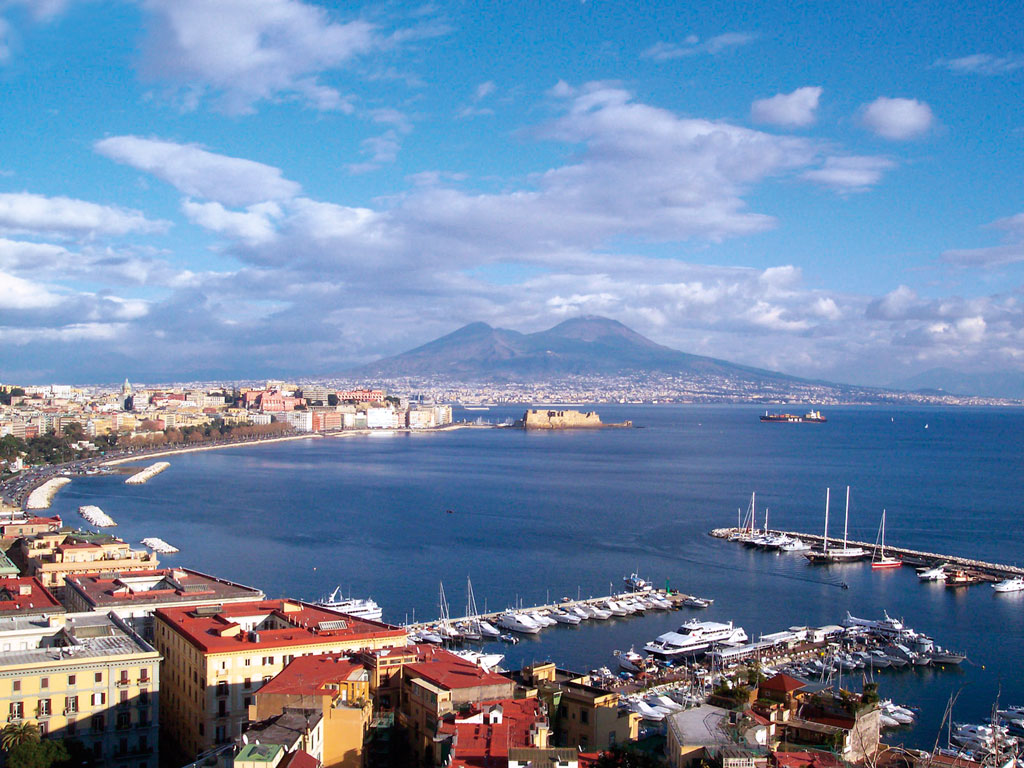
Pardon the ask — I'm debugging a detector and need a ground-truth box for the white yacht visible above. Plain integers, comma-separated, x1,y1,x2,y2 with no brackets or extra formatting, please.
917,563,948,581
550,610,581,625
527,611,557,627
580,604,611,620
498,612,542,634
993,576,1024,593
644,619,748,659
843,610,905,636
316,587,384,622
451,649,505,672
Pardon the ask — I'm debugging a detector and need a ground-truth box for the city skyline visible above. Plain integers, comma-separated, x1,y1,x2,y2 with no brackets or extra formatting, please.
1,1,1022,385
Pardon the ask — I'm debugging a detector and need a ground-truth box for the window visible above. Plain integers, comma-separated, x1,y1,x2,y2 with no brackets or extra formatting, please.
40,677,49,689
92,714,105,733
120,671,130,685
11,680,19,692
217,700,227,717
65,696,78,714
116,711,131,730
243,678,251,690
9,701,22,719
214,725,227,744
120,690,129,705
581,709,589,724
139,689,149,705
95,672,102,683
243,696,252,708
66,718,76,736
244,658,251,667
216,681,228,696
609,731,617,746
261,656,274,665
67,674,76,685
139,670,149,683
92,692,106,707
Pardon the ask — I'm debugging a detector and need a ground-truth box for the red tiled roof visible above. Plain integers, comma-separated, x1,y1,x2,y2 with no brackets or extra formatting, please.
761,674,807,693
0,577,62,613
156,600,406,654
405,656,513,691
441,698,544,768
280,750,320,768
773,751,845,768
258,653,366,697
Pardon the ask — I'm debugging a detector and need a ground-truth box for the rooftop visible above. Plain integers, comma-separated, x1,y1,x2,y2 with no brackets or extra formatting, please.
243,709,322,750
0,577,63,615
761,673,808,694
258,653,368,697
406,651,513,691
156,599,406,654
235,743,284,764
667,704,736,749
0,612,157,668
65,567,264,609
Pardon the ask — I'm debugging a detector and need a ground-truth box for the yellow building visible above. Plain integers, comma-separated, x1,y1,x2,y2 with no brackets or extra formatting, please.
519,663,640,751
153,599,406,763
251,653,374,768
0,611,161,767
17,531,158,594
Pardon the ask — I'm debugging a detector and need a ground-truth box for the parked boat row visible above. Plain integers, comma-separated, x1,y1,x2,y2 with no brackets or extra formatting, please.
125,461,170,485
78,505,116,527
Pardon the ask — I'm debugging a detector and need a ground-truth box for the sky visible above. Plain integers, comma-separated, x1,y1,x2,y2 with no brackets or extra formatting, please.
0,0,1022,386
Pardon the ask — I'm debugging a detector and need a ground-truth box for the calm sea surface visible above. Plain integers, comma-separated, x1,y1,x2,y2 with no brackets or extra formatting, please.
50,405,1024,749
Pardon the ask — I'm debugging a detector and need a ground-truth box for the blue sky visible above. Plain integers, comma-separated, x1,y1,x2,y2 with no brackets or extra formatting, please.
0,0,1021,385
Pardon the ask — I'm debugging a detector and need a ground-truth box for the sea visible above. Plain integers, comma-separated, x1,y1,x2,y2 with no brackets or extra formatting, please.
47,404,1024,750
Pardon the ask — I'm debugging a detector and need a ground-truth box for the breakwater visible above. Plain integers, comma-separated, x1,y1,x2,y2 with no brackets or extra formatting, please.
125,461,170,485
79,505,116,527
25,477,70,509
710,527,1024,579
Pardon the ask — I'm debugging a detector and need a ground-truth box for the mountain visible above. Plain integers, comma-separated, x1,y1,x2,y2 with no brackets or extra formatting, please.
890,368,1024,400
348,315,805,384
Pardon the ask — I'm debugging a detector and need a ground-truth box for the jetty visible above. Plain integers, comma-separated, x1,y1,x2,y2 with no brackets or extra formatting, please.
125,461,170,485
711,526,1024,582
141,537,179,553
404,589,693,633
78,505,116,527
25,477,71,510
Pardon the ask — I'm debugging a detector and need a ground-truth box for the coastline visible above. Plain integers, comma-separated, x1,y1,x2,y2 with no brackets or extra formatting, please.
100,433,321,466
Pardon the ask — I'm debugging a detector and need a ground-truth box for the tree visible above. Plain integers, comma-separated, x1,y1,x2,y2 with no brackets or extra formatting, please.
1,721,40,750
5,738,70,768
327,393,340,406
384,395,401,407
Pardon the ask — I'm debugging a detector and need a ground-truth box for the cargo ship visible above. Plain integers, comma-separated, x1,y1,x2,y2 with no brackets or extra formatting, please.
760,410,826,423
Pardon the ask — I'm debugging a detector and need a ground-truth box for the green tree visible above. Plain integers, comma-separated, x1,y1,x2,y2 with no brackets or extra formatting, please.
327,393,340,406
384,395,401,407
1,720,40,750
6,738,70,768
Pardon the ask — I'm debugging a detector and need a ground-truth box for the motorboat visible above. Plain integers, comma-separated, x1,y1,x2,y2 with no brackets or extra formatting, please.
315,587,384,622
624,573,653,592
603,600,629,616
527,611,557,627
550,610,581,625
843,610,905,636
993,576,1024,593
781,538,811,552
451,649,505,672
580,604,611,620
683,596,712,608
917,564,948,581
644,619,747,659
498,612,541,634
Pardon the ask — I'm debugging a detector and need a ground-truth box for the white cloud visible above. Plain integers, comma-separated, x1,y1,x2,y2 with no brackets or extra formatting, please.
475,81,496,100
942,211,1024,267
750,86,822,127
800,155,896,192
181,200,282,245
642,32,757,61
95,136,301,207
0,270,61,309
861,97,934,140
347,130,402,174
4,0,72,21
936,53,1024,75
138,0,380,113
0,192,167,237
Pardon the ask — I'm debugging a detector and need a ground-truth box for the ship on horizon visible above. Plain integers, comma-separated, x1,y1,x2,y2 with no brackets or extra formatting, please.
760,409,826,423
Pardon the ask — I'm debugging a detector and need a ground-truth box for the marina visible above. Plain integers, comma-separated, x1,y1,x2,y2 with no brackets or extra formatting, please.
78,504,116,527
124,460,170,485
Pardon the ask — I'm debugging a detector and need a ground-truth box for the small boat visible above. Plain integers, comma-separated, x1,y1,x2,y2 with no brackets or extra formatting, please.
781,538,811,552
993,576,1024,593
624,572,653,592
871,509,902,569
683,596,712,608
498,612,542,634
550,610,581,625
499,633,519,644
918,564,948,581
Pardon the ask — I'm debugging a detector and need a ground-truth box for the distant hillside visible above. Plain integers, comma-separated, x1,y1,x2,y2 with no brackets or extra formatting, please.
348,315,812,385
890,368,1024,400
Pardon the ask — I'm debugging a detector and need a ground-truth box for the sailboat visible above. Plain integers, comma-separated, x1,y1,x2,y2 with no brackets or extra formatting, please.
435,581,461,641
806,487,868,563
466,576,501,638
871,509,902,569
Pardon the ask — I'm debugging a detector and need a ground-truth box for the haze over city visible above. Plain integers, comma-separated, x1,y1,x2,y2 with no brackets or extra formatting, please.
0,0,1021,388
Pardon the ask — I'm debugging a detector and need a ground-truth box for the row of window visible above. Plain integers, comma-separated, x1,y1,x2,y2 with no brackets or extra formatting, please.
8,688,151,718
7,669,151,691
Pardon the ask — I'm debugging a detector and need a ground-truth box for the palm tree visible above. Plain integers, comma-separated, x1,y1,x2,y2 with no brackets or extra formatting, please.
1,721,40,751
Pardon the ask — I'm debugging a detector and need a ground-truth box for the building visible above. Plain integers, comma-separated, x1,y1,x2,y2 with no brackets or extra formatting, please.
16,531,159,594
62,568,265,641
665,704,768,768
251,653,373,768
517,663,640,752
334,390,384,404
0,515,62,538
438,698,552,768
0,611,161,767
0,576,64,618
154,599,406,761
365,407,403,429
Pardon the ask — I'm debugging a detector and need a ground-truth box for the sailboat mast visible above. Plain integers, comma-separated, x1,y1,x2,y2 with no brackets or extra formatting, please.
823,488,830,552
843,486,850,551
765,507,769,535
751,492,756,533
881,509,886,555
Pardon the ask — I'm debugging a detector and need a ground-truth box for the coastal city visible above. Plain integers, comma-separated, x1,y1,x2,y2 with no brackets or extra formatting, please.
0,379,1020,768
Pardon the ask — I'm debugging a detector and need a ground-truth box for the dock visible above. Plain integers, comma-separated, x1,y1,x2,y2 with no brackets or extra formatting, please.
404,589,697,632
710,527,1024,581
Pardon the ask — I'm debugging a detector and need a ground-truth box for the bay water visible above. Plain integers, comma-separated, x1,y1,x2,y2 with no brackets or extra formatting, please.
49,404,1024,749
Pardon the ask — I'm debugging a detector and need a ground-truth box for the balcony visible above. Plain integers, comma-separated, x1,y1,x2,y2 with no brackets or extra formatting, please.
115,679,131,688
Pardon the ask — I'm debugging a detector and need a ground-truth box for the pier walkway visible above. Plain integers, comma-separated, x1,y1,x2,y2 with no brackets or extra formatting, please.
710,527,1024,579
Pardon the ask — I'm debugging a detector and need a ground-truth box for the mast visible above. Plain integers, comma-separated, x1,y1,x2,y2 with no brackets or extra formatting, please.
881,509,886,557
823,488,830,552
765,507,769,535
751,492,756,534
843,486,850,552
